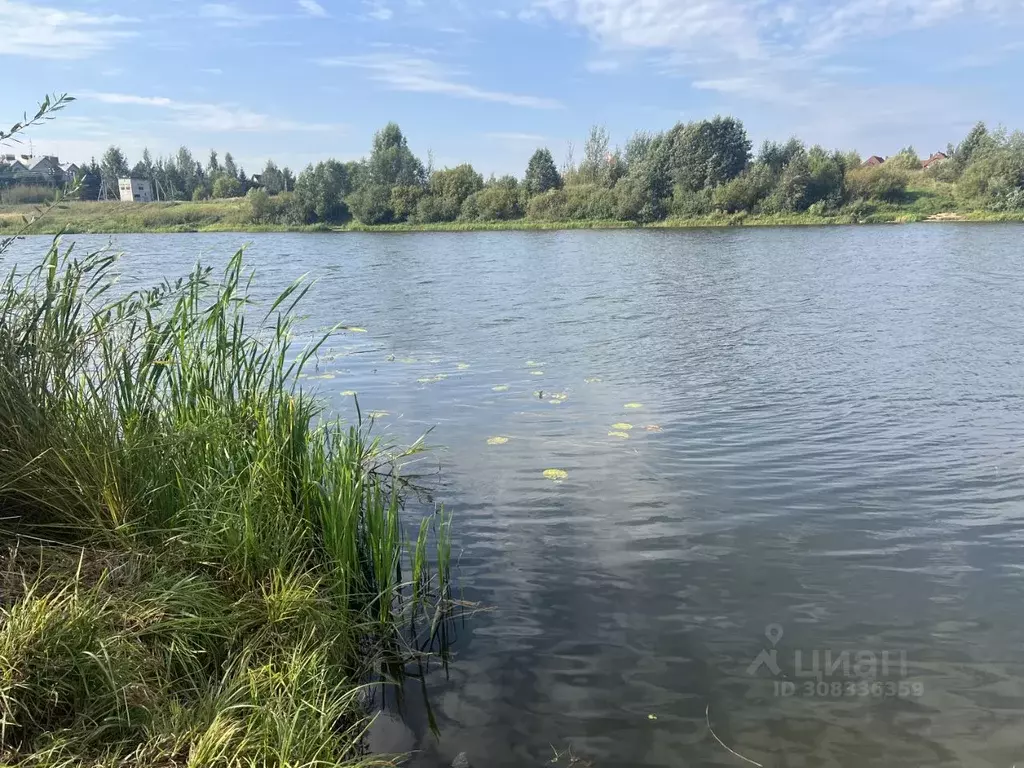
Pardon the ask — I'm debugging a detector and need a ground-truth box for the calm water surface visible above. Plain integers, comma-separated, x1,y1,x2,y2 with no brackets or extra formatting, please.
13,226,1024,767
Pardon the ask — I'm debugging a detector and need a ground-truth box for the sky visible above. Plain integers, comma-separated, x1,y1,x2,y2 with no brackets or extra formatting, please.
4,0,1024,176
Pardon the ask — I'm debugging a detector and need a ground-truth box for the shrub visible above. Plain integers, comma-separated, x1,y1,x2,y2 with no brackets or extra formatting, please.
347,183,392,225
246,187,272,224
211,175,242,199
846,165,909,203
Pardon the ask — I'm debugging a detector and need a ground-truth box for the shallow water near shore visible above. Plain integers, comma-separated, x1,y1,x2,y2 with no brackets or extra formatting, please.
9,225,1024,766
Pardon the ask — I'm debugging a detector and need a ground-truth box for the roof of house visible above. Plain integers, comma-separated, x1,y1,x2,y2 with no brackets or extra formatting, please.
26,157,57,171
864,155,885,166
922,152,948,168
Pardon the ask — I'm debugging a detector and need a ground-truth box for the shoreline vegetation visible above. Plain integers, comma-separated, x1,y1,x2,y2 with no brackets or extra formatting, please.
2,197,1023,236
5,110,1024,236
0,238,454,766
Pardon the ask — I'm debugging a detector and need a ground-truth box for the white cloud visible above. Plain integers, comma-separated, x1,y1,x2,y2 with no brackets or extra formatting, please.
297,0,328,17
485,132,549,142
318,53,563,109
365,0,393,20
0,0,136,59
199,3,274,27
85,92,341,133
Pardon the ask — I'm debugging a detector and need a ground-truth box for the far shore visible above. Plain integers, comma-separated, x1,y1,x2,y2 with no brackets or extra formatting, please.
2,199,1023,237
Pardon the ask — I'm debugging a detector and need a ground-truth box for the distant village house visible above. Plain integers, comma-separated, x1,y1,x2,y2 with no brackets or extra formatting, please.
118,178,155,202
922,152,948,170
863,155,885,167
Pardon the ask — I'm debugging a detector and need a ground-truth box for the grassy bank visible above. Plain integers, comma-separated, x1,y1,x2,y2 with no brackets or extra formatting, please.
0,240,452,767
2,193,1023,236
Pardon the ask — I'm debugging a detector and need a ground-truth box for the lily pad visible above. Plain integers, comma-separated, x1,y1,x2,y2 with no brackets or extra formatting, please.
584,377,602,384
456,363,471,370
542,469,568,481
417,376,438,384
548,392,568,402
398,357,417,364
608,431,630,439
341,390,357,397
645,424,663,432
368,410,389,419
486,436,509,445
492,385,510,392
611,422,634,431
525,360,542,368
624,402,644,409
343,327,367,333
530,371,544,376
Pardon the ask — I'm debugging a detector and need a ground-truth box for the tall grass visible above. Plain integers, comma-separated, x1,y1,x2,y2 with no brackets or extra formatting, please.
0,240,452,767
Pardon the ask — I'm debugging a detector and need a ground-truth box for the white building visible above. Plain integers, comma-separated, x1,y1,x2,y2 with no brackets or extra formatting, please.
118,178,155,202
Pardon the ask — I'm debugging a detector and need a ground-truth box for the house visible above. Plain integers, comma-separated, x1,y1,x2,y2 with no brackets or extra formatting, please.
863,155,885,167
24,156,61,183
118,178,155,202
60,163,80,183
922,152,948,170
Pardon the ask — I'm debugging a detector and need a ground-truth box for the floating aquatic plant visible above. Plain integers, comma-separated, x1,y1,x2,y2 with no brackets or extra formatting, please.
486,436,509,445
543,469,568,481
611,422,633,431
492,385,510,392
624,403,643,409
608,431,630,439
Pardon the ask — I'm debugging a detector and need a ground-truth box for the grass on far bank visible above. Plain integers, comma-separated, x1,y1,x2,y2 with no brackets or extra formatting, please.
2,183,1023,236
0,239,452,767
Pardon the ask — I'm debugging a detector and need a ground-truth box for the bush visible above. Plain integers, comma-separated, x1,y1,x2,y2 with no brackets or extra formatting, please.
411,194,460,224
711,166,773,213
347,184,392,225
669,186,712,217
846,165,909,203
389,184,423,223
192,186,209,201
246,187,272,224
616,175,667,222
525,185,615,221
211,175,243,199
463,178,522,221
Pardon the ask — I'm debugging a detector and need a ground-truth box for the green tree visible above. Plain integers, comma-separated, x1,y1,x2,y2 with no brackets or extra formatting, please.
212,175,242,198
348,184,393,225
615,139,672,222
429,163,483,217
578,124,612,186
261,160,285,194
223,152,239,180
951,121,991,176
368,122,425,188
293,160,351,223
99,145,129,198
523,148,562,196
247,187,273,223
669,116,751,192
207,150,220,176
886,146,922,171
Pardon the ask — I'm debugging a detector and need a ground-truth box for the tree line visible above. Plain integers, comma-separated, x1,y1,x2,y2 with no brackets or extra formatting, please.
15,115,1024,221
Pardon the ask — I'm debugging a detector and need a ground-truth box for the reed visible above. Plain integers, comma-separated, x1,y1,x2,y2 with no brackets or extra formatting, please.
0,239,451,767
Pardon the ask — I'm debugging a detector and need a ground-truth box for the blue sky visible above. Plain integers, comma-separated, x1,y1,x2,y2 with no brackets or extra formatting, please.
4,0,1024,176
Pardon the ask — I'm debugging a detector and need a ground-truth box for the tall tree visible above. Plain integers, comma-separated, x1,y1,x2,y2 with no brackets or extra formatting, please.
367,122,425,187
207,150,221,176
579,124,612,186
261,160,285,194
99,145,129,198
669,116,752,192
223,152,239,180
523,148,562,195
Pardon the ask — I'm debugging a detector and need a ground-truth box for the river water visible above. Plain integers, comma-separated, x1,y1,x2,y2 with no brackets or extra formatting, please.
11,226,1024,767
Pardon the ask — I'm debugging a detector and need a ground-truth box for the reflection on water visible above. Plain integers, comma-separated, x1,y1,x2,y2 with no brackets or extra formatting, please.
11,225,1024,766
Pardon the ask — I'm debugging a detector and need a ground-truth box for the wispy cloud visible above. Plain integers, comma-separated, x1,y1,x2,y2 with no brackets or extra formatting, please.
297,0,328,18
485,132,549,142
364,1,392,21
0,0,136,59
585,59,620,73
318,53,563,109
85,92,341,133
199,3,274,27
